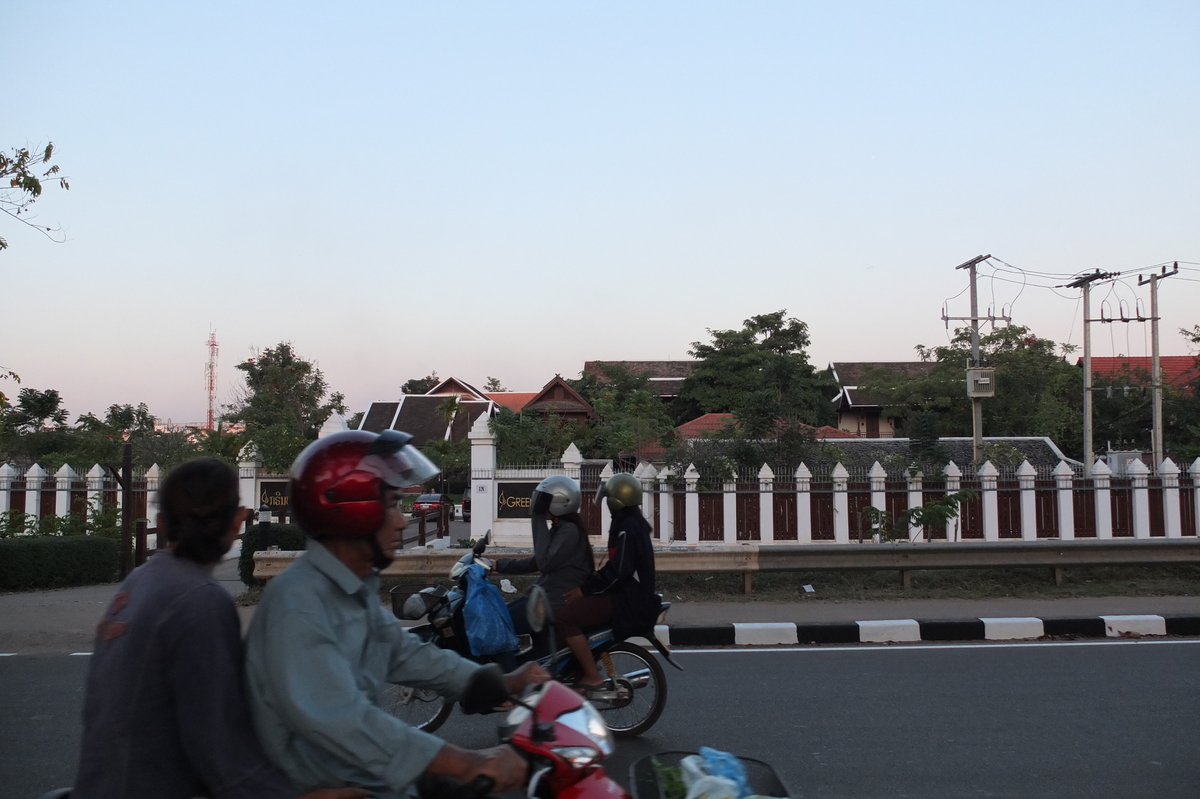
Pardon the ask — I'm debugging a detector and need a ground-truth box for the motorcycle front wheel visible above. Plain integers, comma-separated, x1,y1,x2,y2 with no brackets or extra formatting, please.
378,684,454,733
595,641,667,738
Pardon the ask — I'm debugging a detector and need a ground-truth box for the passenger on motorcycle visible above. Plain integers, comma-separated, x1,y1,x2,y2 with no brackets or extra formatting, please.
558,473,660,693
494,475,594,638
73,457,366,799
243,430,549,799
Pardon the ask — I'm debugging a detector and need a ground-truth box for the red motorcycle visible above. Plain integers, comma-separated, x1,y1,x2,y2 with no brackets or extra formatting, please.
451,671,630,799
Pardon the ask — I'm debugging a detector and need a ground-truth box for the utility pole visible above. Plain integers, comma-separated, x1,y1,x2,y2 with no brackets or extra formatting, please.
1138,262,1179,471
948,254,1007,465
1064,270,1118,477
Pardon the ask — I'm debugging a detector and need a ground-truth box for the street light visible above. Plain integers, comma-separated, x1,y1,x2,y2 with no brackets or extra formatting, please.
258,503,273,550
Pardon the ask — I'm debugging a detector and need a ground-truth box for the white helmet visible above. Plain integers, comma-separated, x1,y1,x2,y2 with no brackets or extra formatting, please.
534,474,582,516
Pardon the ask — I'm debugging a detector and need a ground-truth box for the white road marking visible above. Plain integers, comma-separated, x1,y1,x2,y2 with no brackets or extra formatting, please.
671,638,1200,654
68,652,93,656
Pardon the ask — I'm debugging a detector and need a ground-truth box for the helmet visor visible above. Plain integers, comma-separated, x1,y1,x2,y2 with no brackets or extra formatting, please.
358,431,440,489
594,483,608,507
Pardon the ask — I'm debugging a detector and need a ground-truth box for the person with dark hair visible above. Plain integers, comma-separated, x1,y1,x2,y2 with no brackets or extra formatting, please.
557,472,660,693
74,457,366,799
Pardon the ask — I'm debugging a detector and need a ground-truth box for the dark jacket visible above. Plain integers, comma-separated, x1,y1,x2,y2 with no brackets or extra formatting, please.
75,552,296,799
496,512,594,612
582,508,659,641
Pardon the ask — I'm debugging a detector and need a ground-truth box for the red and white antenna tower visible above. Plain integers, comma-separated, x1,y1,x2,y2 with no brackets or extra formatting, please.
205,331,219,430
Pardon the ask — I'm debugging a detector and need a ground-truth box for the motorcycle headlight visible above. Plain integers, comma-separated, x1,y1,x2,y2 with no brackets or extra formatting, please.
552,746,600,768
555,704,614,756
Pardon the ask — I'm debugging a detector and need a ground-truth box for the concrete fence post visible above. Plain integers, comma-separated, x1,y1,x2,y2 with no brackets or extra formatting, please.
86,464,105,520
560,443,583,481
759,464,775,543
1053,460,1075,540
25,464,46,524
145,464,161,529
636,462,655,523
684,464,700,545
978,461,999,542
869,461,887,514
1128,459,1151,539
1159,458,1181,539
907,469,923,543
55,464,77,518
657,467,674,543
832,462,850,544
0,463,16,513
1017,460,1038,541
795,463,812,544
722,477,737,544
468,415,497,542
599,462,615,534
1192,458,1200,538
1093,460,1113,539
237,445,260,526
944,462,962,541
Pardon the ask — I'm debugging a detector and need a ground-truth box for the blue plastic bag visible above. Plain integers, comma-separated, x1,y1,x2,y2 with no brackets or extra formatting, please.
462,563,519,656
699,747,752,799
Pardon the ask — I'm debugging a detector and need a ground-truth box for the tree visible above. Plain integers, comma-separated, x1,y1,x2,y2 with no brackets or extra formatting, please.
674,310,835,433
225,343,346,472
1,142,69,251
7,388,69,432
483,376,506,392
402,372,439,395
863,325,1083,460
571,362,675,459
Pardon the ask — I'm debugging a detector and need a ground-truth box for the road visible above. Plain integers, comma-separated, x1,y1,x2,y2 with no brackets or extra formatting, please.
3,639,1197,799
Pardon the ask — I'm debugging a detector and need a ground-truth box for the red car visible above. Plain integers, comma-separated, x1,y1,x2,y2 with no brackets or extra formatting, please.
411,493,452,519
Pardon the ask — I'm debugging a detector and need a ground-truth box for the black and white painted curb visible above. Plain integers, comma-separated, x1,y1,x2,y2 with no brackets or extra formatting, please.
648,615,1200,647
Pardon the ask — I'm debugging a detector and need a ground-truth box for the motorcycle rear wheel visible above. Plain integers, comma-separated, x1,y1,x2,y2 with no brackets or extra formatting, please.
378,684,454,733
595,641,667,738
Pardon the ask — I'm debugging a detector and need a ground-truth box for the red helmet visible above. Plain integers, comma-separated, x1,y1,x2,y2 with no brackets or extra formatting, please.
290,430,440,539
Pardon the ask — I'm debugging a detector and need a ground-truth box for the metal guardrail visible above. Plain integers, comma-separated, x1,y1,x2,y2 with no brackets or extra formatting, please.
252,539,1200,583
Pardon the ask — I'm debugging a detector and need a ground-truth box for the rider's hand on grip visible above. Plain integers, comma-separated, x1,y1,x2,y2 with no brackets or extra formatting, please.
504,662,550,696
474,745,527,792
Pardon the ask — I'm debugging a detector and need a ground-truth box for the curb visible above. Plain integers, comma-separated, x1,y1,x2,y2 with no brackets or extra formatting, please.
653,615,1200,647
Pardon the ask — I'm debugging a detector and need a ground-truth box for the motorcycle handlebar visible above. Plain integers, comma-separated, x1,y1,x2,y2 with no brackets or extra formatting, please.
449,775,495,799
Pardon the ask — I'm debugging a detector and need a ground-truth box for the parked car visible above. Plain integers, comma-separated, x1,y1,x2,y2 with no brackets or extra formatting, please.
411,493,452,519
460,496,471,522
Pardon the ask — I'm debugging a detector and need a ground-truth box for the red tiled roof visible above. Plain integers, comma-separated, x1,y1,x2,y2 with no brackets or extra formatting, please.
487,392,537,412
815,425,860,439
1080,356,1199,388
676,413,736,438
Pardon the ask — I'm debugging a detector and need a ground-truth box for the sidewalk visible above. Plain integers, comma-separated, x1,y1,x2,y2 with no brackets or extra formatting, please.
4,554,1200,654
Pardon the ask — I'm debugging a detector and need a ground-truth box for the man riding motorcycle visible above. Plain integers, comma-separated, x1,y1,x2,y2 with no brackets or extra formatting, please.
243,430,548,799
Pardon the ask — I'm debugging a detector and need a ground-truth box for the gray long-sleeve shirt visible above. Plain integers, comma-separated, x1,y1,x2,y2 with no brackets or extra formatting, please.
244,539,480,799
74,552,297,799
495,512,594,611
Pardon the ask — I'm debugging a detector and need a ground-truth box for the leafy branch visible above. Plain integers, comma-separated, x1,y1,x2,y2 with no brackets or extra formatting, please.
1,142,70,251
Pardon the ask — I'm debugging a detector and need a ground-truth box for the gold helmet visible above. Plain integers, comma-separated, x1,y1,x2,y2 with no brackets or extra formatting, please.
596,472,642,513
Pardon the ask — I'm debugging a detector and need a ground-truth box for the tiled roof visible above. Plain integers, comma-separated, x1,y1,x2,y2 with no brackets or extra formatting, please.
830,361,937,387
583,361,696,397
1081,356,1199,388
487,392,537,412
392,395,451,446
426,377,489,400
449,400,493,441
524,376,595,418
359,402,399,433
676,413,736,438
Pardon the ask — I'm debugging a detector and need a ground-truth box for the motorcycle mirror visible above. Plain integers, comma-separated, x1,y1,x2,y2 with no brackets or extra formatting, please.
472,531,490,556
525,585,552,633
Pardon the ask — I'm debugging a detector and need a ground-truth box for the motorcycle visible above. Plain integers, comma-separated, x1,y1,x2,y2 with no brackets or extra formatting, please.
385,535,679,739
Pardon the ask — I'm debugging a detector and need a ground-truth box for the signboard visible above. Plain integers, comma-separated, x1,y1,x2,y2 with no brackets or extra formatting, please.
497,482,538,519
260,481,290,512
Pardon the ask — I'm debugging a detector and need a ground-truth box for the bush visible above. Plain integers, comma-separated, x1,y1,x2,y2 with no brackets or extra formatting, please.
0,536,120,591
238,523,307,586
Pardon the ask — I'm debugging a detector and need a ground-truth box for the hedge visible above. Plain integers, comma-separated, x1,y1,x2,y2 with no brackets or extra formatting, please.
0,536,120,592
238,523,307,586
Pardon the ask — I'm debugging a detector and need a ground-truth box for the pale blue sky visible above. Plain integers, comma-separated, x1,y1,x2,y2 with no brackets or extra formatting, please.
5,1,1198,424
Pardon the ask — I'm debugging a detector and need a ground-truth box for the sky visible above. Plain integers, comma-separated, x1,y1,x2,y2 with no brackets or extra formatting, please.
5,1,1199,425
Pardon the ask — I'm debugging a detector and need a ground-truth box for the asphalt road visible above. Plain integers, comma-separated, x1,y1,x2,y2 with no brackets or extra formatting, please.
4,640,1197,799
